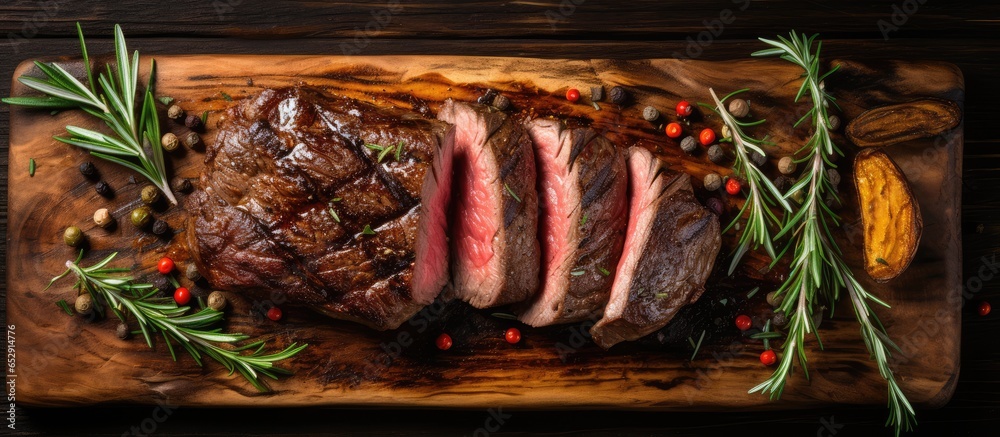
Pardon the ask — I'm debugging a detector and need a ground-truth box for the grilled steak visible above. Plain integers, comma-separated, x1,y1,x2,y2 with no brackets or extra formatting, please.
437,100,540,308
590,147,721,349
517,120,628,326
188,87,454,330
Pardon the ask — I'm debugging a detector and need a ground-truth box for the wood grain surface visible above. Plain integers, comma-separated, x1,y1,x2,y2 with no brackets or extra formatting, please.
1,1,998,436
6,54,963,410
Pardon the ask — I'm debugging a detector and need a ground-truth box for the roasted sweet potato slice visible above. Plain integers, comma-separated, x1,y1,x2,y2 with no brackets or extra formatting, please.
846,98,961,148
853,149,922,282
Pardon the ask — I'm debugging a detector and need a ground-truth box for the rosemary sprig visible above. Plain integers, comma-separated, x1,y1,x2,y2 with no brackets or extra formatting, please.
748,32,915,435
1,24,177,204
701,89,791,275
47,252,307,392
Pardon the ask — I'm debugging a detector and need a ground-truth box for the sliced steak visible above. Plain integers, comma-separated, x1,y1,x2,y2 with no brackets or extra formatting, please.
437,100,540,308
590,147,721,349
189,87,454,330
517,119,628,326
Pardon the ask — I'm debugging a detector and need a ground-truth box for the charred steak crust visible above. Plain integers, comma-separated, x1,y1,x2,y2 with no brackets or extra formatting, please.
590,147,721,349
438,100,540,308
518,120,628,326
189,87,454,330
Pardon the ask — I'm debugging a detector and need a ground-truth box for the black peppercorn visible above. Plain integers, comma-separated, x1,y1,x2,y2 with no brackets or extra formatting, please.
79,161,98,179
590,86,605,102
151,219,170,236
707,144,728,164
151,275,175,294
772,175,793,192
750,150,767,167
609,86,629,105
185,114,203,130
680,136,698,154
173,178,193,193
95,180,113,197
116,322,130,340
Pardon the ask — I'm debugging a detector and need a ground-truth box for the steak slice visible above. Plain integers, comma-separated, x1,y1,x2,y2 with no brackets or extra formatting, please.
437,99,540,308
590,147,721,349
517,119,628,326
188,87,454,330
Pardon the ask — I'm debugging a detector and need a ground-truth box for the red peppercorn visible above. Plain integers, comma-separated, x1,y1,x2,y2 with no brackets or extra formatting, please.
676,100,693,117
665,122,683,139
267,306,283,321
760,350,777,366
735,314,752,331
436,333,453,351
725,178,742,196
157,257,175,275
979,301,991,316
505,328,521,344
699,128,716,146
173,287,191,306
565,88,580,103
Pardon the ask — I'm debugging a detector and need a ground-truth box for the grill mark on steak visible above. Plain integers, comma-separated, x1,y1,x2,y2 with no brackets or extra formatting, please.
190,87,453,330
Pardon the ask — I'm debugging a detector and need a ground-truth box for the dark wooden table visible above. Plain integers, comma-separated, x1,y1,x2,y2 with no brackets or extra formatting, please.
1,1,997,435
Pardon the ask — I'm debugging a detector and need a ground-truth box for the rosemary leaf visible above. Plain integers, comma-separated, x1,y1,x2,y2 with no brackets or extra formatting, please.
504,183,522,203
690,330,706,361
29,158,35,176
56,299,73,315
362,224,376,235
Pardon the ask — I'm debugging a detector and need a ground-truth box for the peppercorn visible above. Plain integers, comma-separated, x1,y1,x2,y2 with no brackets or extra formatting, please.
680,136,698,154
151,275,175,294
828,114,841,131
707,144,727,164
766,291,784,307
173,178,193,193
130,206,153,229
705,197,724,216
826,168,842,187
79,161,98,179
140,185,161,205
185,114,203,130
151,219,170,236
772,175,792,192
751,150,767,167
116,322,130,340
760,350,777,366
825,193,842,210
492,94,510,111
728,98,750,117
772,311,788,326
167,104,185,121
207,291,227,311
64,226,84,247
721,125,731,140
160,132,180,152
95,180,113,197
182,131,201,149
778,156,797,174
590,86,604,102
725,178,742,196
609,86,628,105
93,208,114,229
790,187,805,204
185,263,201,281
75,293,93,314
703,173,723,191
642,106,660,122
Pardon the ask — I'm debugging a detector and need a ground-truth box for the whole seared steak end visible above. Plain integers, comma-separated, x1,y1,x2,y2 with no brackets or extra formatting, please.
189,87,454,330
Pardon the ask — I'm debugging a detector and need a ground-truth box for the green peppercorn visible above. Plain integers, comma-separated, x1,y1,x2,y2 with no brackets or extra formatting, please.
75,293,93,315
63,226,84,247
130,206,153,229
141,185,161,205
207,291,227,311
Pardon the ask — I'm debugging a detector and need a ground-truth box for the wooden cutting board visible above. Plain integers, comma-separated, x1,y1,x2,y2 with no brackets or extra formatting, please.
6,55,963,409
